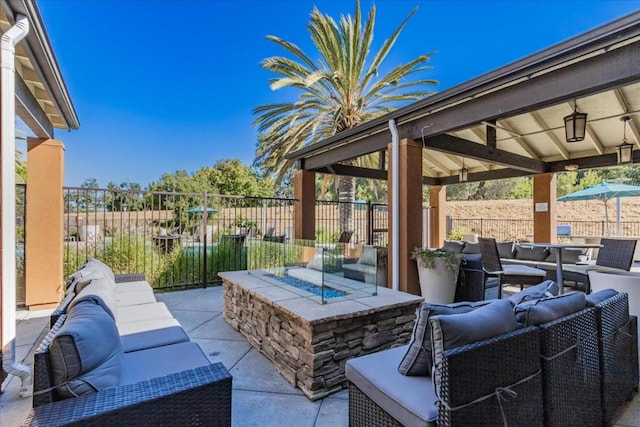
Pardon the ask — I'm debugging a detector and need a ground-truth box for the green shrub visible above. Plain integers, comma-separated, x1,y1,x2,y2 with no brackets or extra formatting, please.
447,228,474,241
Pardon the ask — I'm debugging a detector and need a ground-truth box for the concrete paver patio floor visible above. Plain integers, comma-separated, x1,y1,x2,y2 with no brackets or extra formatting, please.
2,285,640,426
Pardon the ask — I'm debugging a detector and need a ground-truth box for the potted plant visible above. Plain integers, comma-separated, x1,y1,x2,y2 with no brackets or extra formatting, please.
411,248,462,304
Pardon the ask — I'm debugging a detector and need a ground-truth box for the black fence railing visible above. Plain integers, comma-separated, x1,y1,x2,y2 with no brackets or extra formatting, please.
16,184,26,305
62,187,389,289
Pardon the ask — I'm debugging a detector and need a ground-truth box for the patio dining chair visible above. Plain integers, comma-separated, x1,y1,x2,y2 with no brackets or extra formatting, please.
478,237,547,299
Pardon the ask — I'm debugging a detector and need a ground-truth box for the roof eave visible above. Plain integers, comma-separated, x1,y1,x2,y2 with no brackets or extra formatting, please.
287,9,640,161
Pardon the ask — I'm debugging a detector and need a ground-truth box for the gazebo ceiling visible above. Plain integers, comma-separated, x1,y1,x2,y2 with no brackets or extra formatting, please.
287,11,640,185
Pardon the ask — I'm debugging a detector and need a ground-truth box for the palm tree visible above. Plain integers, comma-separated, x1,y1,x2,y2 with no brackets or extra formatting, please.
254,1,437,233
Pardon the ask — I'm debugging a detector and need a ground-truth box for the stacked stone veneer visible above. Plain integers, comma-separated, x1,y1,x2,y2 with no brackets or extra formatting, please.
223,279,419,400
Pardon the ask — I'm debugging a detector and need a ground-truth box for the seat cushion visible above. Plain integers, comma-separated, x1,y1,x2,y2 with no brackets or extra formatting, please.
81,258,116,282
121,341,210,386
120,326,190,353
347,346,437,427
503,264,546,277
117,317,182,336
49,300,122,399
114,289,157,307
585,288,619,307
545,248,589,264
514,292,586,326
116,302,173,324
398,300,490,376
462,242,480,254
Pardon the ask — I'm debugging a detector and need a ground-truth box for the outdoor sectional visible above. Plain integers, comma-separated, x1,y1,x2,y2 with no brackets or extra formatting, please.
346,283,639,426
24,259,232,426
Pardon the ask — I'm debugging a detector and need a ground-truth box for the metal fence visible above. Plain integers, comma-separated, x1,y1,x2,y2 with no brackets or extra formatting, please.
448,217,640,241
16,184,26,305
62,187,389,289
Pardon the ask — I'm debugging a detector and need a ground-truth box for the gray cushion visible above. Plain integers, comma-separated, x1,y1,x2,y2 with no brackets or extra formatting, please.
49,300,122,399
430,299,517,388
442,240,465,253
585,289,619,307
358,246,378,266
83,258,116,282
121,342,210,386
116,302,173,324
398,300,490,376
545,248,589,264
118,317,182,336
347,346,437,426
120,326,190,353
461,242,480,254
515,245,549,261
508,280,558,306
69,276,118,320
114,289,157,307
114,280,153,294
497,241,516,259
514,292,586,326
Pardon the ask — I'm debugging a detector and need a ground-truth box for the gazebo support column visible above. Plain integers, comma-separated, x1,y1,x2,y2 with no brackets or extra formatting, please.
294,169,315,241
429,185,447,248
533,173,557,243
388,138,422,295
25,138,65,310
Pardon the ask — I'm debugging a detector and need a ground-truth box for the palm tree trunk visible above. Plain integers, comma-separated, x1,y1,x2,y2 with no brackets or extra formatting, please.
338,160,356,234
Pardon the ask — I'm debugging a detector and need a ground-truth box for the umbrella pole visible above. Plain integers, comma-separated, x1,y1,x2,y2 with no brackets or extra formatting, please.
616,196,622,236
604,200,610,237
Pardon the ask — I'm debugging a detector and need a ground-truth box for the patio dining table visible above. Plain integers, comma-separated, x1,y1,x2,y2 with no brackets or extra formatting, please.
523,243,602,294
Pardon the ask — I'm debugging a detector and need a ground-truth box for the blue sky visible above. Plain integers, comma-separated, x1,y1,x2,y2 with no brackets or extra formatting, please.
33,0,640,187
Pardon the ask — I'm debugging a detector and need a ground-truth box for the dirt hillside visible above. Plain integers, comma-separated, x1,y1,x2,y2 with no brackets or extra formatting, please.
448,198,640,222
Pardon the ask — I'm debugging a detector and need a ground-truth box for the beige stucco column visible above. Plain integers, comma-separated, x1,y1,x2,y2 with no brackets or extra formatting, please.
388,139,423,295
533,173,557,243
293,169,315,241
25,138,65,310
429,185,447,248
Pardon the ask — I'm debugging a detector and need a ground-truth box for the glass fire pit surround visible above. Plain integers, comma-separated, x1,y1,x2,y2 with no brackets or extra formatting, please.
250,245,378,304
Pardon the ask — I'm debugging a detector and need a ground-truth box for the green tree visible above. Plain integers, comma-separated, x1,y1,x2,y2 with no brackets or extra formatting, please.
16,149,26,184
201,159,275,197
254,1,436,232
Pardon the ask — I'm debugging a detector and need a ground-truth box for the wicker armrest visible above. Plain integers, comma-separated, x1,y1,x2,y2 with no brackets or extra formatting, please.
25,363,232,427
438,326,543,426
114,273,146,283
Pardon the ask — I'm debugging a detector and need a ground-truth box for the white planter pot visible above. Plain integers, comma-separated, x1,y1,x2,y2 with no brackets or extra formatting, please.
417,257,460,304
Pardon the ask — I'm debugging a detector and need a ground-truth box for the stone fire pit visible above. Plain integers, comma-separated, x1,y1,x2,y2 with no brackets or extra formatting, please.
220,270,422,400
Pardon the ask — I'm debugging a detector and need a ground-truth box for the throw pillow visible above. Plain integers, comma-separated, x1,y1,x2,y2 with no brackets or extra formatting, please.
68,276,119,320
497,241,516,259
397,300,491,376
442,240,465,253
462,242,480,254
430,299,518,387
83,258,116,282
544,248,589,264
514,292,586,326
585,288,619,307
49,300,122,399
306,251,325,271
357,246,377,266
508,280,558,306
514,244,549,261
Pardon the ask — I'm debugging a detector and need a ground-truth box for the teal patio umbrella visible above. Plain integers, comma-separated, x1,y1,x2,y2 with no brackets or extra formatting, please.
187,206,218,214
557,181,640,236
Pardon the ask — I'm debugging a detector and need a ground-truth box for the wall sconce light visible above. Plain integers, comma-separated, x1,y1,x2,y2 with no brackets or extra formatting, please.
564,101,588,142
617,116,634,165
458,159,468,182
564,164,579,172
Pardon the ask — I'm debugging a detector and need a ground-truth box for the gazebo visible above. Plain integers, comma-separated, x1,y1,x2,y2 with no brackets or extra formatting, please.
288,11,640,296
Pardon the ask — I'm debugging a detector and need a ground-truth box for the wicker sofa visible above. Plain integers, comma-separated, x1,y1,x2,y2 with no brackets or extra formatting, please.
25,259,232,426
346,285,638,426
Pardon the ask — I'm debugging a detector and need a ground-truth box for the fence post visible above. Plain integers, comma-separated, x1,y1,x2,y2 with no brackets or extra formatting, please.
480,218,484,236
366,202,373,245
203,191,208,288
601,220,605,237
